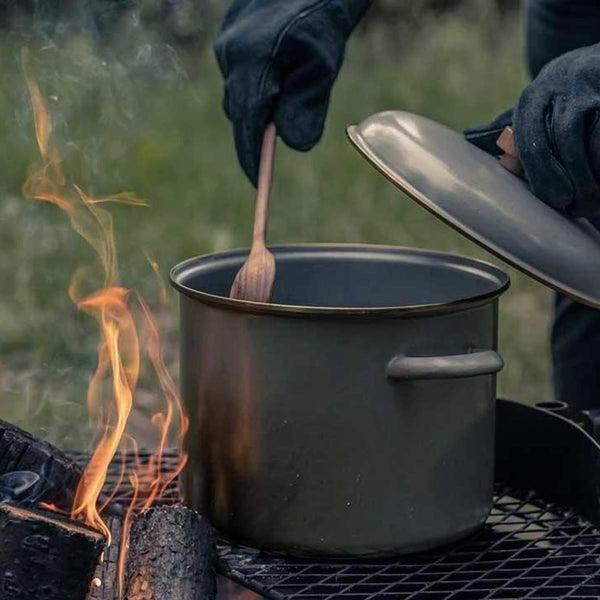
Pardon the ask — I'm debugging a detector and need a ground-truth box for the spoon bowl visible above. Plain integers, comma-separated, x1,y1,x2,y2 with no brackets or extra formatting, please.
230,123,277,303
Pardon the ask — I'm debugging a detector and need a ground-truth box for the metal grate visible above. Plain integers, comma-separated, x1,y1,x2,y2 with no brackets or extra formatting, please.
76,449,600,599
217,485,600,600
71,449,182,509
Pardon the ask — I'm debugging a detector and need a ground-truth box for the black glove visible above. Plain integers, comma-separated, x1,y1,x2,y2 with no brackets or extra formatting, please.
466,43,600,218
214,0,373,185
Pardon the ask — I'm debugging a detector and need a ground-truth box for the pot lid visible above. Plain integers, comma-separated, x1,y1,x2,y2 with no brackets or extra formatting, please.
347,110,600,309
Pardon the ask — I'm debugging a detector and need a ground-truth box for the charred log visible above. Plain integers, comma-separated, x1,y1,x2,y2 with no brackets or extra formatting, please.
0,504,105,600
0,419,82,511
88,515,122,600
124,504,216,600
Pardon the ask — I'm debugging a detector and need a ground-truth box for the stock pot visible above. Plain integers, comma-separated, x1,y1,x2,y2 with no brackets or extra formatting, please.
171,244,509,556
171,109,600,556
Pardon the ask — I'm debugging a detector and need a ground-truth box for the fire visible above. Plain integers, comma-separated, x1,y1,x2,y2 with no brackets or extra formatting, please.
136,296,189,510
71,286,138,540
21,43,188,556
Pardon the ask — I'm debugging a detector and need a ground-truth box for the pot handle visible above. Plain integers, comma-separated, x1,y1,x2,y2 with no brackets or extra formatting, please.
386,349,503,381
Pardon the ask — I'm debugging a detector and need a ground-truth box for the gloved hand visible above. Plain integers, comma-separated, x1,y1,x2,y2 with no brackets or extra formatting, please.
466,43,600,218
214,0,373,185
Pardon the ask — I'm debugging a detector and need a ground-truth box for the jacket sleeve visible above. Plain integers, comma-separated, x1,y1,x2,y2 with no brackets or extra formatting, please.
525,0,600,77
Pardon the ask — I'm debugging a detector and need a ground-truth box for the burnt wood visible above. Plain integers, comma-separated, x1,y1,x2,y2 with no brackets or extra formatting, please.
0,504,105,600
124,504,216,600
0,419,82,511
88,515,122,600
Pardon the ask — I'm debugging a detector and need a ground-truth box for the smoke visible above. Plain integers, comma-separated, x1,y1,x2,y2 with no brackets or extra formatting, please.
0,1,223,451
11,1,204,160
0,471,41,506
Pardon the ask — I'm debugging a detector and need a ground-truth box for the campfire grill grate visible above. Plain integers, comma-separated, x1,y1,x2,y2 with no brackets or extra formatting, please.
76,451,600,599
215,486,600,600
71,450,182,508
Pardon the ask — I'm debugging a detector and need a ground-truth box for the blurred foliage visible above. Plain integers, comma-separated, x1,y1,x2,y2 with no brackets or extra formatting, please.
0,1,550,450
364,0,520,38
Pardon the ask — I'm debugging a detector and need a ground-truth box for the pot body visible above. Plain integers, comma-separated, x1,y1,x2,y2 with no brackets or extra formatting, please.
171,245,509,557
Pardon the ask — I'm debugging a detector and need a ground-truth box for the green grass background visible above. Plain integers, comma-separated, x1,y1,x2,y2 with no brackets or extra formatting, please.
0,4,551,450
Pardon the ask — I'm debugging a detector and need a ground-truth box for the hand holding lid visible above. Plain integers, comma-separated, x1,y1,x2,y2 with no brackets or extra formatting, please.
347,111,600,309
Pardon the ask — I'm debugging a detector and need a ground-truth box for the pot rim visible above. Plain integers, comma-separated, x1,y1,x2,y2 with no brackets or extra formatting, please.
169,243,511,318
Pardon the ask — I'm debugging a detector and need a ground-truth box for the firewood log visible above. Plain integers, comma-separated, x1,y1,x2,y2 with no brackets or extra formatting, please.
123,504,216,600
0,419,82,511
88,515,122,600
0,504,105,599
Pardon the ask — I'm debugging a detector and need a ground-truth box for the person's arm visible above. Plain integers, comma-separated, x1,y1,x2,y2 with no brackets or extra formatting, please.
513,42,600,218
525,0,600,78
214,0,373,185
467,41,600,218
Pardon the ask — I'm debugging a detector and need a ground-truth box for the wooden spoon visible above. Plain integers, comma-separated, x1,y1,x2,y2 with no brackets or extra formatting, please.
230,123,277,302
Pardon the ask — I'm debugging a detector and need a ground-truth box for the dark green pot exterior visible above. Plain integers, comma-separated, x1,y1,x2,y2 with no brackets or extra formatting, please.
170,245,510,557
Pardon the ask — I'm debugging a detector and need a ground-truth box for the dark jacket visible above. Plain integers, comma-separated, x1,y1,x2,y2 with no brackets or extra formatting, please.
526,0,600,77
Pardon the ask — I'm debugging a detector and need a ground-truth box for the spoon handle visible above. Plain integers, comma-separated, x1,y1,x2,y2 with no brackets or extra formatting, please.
252,123,277,247
497,126,525,179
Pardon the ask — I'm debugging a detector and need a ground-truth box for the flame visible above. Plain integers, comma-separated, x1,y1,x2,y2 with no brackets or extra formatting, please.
22,44,188,562
71,287,139,540
137,296,189,508
144,251,168,305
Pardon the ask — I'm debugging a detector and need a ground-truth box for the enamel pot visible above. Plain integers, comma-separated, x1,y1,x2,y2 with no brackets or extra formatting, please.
170,244,509,557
